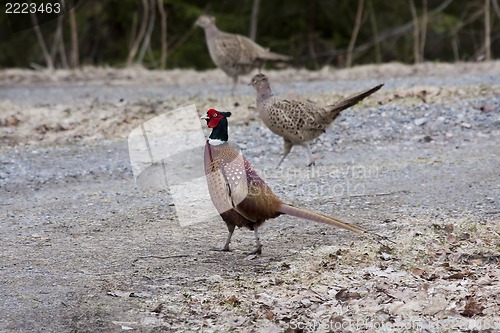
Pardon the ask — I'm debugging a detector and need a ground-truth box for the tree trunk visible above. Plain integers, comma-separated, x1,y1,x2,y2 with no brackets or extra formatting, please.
346,0,364,68
485,0,491,60
58,0,69,69
69,6,79,68
409,0,420,63
368,0,381,63
129,11,138,50
307,0,319,69
451,36,460,61
50,13,64,66
157,0,168,69
127,0,149,66
320,0,453,61
29,4,54,70
249,0,261,41
59,38,69,69
137,0,156,65
420,0,428,62
493,0,500,19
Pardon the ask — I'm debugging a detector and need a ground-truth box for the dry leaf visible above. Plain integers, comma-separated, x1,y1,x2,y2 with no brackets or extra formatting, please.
445,270,470,280
265,310,274,320
226,295,240,306
459,233,471,241
461,296,484,317
0,115,21,127
151,303,164,313
335,289,362,302
410,267,426,277
447,233,458,243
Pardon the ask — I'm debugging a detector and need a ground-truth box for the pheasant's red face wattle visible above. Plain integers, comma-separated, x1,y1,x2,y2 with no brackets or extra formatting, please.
206,108,222,128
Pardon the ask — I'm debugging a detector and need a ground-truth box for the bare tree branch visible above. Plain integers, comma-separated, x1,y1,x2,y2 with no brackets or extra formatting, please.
249,0,261,41
50,12,64,65
58,38,69,69
409,0,421,63
137,0,156,65
493,0,500,19
420,0,428,62
129,11,138,50
157,0,168,69
346,0,364,68
166,2,211,57
68,5,79,68
317,0,453,61
451,37,460,61
28,1,54,70
368,0,381,63
485,0,491,61
127,0,149,66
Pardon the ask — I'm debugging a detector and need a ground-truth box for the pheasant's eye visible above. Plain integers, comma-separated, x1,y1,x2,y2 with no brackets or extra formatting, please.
214,113,218,117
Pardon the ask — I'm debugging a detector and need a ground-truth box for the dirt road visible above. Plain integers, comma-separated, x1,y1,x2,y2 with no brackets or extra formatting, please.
1,63,499,332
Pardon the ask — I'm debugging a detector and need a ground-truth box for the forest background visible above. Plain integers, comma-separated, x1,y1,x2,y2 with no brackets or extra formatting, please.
1,0,498,70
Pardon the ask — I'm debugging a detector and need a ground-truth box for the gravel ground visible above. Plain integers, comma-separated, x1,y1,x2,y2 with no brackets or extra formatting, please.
0,63,499,332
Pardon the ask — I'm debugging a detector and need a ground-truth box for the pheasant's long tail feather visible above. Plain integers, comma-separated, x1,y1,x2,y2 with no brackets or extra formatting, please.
278,203,367,234
277,203,394,244
329,83,384,115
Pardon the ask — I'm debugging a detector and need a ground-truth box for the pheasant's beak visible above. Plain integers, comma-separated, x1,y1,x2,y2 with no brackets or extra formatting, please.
200,114,209,120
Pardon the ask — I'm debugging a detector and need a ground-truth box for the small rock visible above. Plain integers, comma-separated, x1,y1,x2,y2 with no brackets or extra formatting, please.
208,274,223,283
380,252,393,261
300,298,312,307
461,122,472,129
414,117,427,126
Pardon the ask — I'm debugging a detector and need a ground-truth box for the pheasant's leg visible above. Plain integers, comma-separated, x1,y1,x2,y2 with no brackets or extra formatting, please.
277,139,293,168
212,223,235,252
246,228,263,255
257,61,266,73
305,143,316,166
230,76,238,96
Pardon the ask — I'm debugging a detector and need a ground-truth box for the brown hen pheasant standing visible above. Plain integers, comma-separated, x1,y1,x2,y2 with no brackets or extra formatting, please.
195,15,291,94
201,108,380,254
250,73,383,166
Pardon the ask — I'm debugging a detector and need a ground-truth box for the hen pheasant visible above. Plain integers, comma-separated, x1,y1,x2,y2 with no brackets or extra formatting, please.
201,108,382,254
250,73,383,166
195,15,291,94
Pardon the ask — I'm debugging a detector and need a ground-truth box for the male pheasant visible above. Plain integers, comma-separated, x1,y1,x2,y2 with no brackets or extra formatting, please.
201,108,381,254
250,73,384,166
195,15,291,95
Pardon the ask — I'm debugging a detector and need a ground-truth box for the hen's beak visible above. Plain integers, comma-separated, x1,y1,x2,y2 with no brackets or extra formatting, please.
200,114,209,120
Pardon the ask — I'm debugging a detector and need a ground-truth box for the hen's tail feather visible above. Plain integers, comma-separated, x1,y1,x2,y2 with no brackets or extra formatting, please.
258,52,292,62
329,83,384,115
